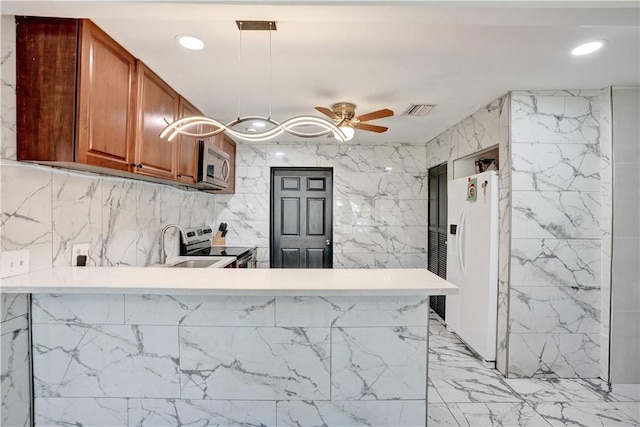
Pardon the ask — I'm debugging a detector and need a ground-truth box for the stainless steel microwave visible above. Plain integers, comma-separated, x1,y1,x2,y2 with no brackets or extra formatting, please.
197,140,230,189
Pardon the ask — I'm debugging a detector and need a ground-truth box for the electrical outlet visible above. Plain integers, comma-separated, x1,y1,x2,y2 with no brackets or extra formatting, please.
71,243,90,266
0,249,30,278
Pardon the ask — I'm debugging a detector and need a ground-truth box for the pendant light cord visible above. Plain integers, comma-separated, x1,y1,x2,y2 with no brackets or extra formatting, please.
236,21,243,120
268,21,273,120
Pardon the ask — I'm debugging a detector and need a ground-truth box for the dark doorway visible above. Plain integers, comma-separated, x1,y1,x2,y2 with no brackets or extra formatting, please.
270,167,333,268
428,163,448,319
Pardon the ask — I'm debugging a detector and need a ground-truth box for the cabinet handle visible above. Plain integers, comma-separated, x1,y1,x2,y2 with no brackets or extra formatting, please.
137,164,143,169
130,162,137,168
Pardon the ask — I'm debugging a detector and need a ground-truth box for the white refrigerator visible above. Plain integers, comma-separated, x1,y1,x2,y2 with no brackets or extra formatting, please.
445,170,499,365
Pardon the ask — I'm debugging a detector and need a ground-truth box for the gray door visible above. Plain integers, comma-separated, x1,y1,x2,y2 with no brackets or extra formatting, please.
270,167,333,268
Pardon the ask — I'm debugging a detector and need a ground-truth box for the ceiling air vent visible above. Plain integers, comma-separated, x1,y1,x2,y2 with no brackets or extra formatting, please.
401,104,435,116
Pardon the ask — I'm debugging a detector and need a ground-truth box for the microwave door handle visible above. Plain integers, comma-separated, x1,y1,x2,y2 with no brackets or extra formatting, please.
221,159,230,180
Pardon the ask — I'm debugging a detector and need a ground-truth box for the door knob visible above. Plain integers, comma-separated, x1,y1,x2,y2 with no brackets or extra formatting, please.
326,239,331,245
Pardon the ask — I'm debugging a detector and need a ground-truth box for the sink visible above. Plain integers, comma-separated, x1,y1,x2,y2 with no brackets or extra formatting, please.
170,259,219,268
161,256,236,269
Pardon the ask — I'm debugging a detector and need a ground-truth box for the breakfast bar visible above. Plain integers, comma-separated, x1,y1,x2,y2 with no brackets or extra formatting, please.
2,268,457,426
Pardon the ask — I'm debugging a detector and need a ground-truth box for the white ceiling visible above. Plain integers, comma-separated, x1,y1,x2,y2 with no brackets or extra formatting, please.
3,1,639,144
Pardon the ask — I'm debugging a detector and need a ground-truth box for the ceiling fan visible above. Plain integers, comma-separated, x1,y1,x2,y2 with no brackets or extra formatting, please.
315,102,394,140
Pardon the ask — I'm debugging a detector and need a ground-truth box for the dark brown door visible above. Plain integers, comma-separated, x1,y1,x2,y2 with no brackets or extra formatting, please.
271,168,333,268
428,163,448,319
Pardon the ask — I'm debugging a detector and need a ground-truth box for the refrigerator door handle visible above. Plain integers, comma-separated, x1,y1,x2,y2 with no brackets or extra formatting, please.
458,210,466,274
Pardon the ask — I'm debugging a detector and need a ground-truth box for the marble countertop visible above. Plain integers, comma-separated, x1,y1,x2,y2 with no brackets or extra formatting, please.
0,266,458,296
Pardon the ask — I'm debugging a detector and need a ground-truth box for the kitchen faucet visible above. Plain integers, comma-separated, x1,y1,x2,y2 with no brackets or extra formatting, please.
160,224,187,264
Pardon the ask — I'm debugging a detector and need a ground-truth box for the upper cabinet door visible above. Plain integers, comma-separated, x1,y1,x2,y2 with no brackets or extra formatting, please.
17,17,79,162
134,62,179,180
176,97,201,184
76,20,136,171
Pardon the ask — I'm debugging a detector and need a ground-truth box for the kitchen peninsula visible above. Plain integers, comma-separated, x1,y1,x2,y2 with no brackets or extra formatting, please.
2,267,456,426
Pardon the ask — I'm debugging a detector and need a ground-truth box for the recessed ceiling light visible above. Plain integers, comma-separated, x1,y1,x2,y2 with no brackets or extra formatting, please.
571,40,606,56
176,35,204,51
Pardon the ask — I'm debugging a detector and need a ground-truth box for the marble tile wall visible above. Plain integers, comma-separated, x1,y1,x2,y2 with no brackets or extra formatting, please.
1,293,30,427
31,293,430,426
219,141,429,268
497,95,513,376
508,90,609,379
1,17,31,427
1,162,217,268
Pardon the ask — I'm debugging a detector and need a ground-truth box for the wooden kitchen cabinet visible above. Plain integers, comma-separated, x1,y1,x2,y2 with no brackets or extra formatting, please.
134,62,179,181
17,17,136,171
175,97,201,185
213,133,237,194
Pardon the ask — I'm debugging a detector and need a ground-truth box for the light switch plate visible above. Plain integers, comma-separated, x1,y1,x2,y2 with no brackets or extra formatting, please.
71,243,90,266
0,249,30,278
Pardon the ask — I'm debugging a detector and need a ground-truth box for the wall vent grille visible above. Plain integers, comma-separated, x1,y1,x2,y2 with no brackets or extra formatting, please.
401,104,435,116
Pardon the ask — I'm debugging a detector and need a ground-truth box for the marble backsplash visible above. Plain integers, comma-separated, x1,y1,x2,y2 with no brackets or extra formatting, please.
1,161,217,269
220,141,430,268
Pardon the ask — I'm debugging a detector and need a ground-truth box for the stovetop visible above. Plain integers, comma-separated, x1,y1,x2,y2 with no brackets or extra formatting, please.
184,245,255,258
209,246,255,257
180,226,255,258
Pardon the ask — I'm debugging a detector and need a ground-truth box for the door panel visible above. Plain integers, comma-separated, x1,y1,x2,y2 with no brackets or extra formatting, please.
307,249,325,268
282,198,301,235
271,168,333,268
307,199,325,235
282,249,301,268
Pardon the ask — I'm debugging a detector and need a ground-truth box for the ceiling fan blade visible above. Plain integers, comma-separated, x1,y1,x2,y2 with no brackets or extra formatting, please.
355,108,394,123
357,123,389,133
315,106,338,119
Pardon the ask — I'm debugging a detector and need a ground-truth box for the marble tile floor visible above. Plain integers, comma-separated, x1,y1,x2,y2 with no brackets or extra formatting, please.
427,312,640,427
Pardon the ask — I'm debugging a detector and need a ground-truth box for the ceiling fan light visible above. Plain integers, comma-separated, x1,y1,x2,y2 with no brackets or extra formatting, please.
335,125,355,141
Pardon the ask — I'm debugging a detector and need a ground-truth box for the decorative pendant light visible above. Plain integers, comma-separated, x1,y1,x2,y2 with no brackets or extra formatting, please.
161,20,348,143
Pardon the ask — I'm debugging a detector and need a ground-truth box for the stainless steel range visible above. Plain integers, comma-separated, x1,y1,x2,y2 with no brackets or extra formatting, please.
180,226,257,268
